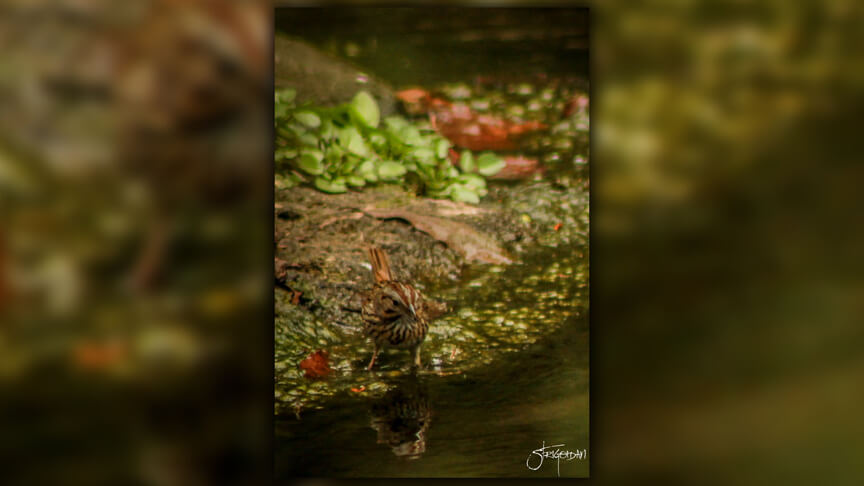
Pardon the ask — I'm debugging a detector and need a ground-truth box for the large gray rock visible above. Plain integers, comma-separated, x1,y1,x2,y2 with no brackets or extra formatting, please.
275,35,398,116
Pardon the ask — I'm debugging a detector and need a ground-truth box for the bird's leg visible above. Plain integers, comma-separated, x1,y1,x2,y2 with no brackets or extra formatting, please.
412,344,422,368
367,345,380,371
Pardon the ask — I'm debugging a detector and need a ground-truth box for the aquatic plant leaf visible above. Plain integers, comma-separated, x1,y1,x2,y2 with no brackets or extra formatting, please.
476,152,506,176
294,111,321,128
299,133,319,147
339,126,370,156
397,125,423,145
460,150,475,173
325,145,345,163
369,133,388,151
450,185,480,204
409,147,436,165
297,150,324,175
436,138,451,159
377,161,407,180
339,156,362,175
319,119,335,138
457,173,486,190
277,88,296,103
275,147,297,161
350,90,380,128
314,176,347,193
346,175,366,187
356,160,378,182
385,116,408,131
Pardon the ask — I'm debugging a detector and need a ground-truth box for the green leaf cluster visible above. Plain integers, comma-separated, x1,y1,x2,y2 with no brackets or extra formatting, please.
274,88,504,201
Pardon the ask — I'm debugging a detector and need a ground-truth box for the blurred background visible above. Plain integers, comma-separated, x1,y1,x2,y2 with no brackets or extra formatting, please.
2,0,864,484
0,0,272,484
593,1,864,484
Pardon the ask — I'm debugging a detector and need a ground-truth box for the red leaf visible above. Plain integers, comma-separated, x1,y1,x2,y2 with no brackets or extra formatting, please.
397,88,431,116
431,108,546,151
403,94,547,151
396,88,429,104
299,350,332,379
487,155,544,180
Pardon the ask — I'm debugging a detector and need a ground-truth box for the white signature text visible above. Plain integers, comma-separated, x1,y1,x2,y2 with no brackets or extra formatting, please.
526,441,586,477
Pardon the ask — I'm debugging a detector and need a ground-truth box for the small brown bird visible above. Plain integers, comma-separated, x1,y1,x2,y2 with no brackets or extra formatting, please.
361,247,439,370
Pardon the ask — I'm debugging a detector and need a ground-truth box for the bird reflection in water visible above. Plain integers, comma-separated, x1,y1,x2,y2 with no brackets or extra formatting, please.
369,378,432,459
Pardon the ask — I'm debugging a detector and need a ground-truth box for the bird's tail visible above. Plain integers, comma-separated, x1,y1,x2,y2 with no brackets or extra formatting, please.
369,246,394,283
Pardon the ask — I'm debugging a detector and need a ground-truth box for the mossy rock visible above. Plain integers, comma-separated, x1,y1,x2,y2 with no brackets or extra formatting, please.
275,35,398,117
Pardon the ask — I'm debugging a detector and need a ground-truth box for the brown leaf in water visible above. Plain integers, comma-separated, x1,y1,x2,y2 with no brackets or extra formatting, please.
363,208,513,264
299,350,332,379
489,155,544,180
428,100,547,151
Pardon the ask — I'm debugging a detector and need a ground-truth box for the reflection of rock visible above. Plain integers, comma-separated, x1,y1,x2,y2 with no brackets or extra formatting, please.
369,378,432,459
275,35,397,116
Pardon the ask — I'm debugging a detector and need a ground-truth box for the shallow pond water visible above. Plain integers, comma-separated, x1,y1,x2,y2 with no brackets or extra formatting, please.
275,7,589,478
276,244,589,477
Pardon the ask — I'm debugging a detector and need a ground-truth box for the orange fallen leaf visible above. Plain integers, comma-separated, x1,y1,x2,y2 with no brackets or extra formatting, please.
290,290,302,305
350,385,367,393
299,350,332,379
554,223,563,231
72,340,128,371
396,87,429,104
